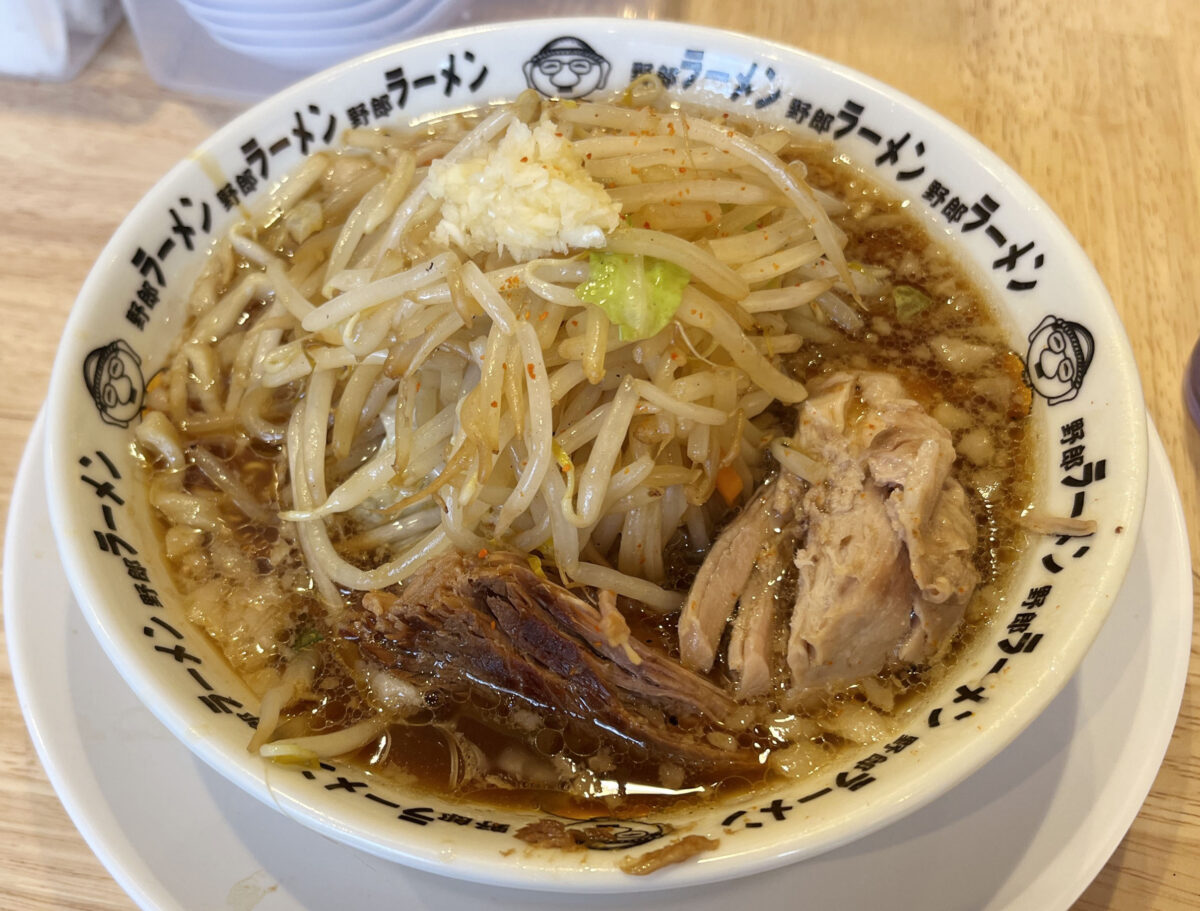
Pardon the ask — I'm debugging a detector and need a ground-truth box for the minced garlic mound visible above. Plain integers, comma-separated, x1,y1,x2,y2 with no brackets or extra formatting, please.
427,119,621,263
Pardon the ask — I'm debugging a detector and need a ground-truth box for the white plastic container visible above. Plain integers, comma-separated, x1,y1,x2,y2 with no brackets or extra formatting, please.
0,0,122,80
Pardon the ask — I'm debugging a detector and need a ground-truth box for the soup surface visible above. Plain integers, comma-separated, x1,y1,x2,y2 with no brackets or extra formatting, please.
135,83,1034,816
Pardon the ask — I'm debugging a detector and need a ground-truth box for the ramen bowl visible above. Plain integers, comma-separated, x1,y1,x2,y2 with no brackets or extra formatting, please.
43,18,1147,892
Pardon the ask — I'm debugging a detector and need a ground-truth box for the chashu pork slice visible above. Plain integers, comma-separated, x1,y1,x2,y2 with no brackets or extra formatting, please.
355,551,765,777
677,472,804,675
786,372,979,696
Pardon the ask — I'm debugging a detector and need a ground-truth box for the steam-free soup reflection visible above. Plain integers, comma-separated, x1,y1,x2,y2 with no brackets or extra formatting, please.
134,83,1035,816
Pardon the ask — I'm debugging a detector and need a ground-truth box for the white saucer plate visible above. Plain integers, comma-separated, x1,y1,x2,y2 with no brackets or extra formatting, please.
5,414,1192,910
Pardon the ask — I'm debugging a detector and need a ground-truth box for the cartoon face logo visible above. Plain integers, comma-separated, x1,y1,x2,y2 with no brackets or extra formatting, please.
1025,314,1094,405
83,339,145,428
564,818,667,851
523,37,611,99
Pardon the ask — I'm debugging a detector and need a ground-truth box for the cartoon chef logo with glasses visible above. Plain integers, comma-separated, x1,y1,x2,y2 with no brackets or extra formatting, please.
523,37,612,99
563,818,665,850
1025,314,1094,405
84,339,145,428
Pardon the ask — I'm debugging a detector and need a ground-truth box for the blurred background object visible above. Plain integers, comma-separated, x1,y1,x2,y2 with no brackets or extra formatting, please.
0,0,122,80
121,0,681,100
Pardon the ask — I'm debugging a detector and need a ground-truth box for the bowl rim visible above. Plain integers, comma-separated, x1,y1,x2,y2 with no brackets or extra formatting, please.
42,15,1148,892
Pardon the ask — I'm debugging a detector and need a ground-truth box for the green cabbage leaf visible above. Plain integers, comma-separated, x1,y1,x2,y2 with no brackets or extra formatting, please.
575,252,690,341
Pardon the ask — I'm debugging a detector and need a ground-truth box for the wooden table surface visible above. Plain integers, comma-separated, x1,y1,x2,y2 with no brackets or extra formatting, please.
1,3,1197,908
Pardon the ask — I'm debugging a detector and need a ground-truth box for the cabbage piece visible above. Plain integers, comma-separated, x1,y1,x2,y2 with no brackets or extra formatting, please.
893,284,931,323
293,627,324,650
575,252,690,341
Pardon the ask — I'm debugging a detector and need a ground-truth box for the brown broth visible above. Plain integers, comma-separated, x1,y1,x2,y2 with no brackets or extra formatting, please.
799,151,1035,591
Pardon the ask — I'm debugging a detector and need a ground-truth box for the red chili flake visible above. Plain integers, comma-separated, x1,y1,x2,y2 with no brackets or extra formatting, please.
538,311,548,321
704,211,714,223
527,363,536,379
586,152,593,159
478,548,489,558
643,221,651,228
520,156,528,162
490,400,499,408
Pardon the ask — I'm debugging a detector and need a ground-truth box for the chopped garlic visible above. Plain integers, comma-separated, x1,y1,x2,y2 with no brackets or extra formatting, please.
427,119,621,263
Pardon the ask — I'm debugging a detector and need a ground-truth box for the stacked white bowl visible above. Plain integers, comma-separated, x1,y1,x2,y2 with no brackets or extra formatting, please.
178,0,451,71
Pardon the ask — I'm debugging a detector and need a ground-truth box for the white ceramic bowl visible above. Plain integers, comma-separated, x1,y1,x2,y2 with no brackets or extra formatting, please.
183,0,443,70
192,0,433,45
182,0,375,12
43,18,1147,892
180,0,406,30
201,35,400,73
